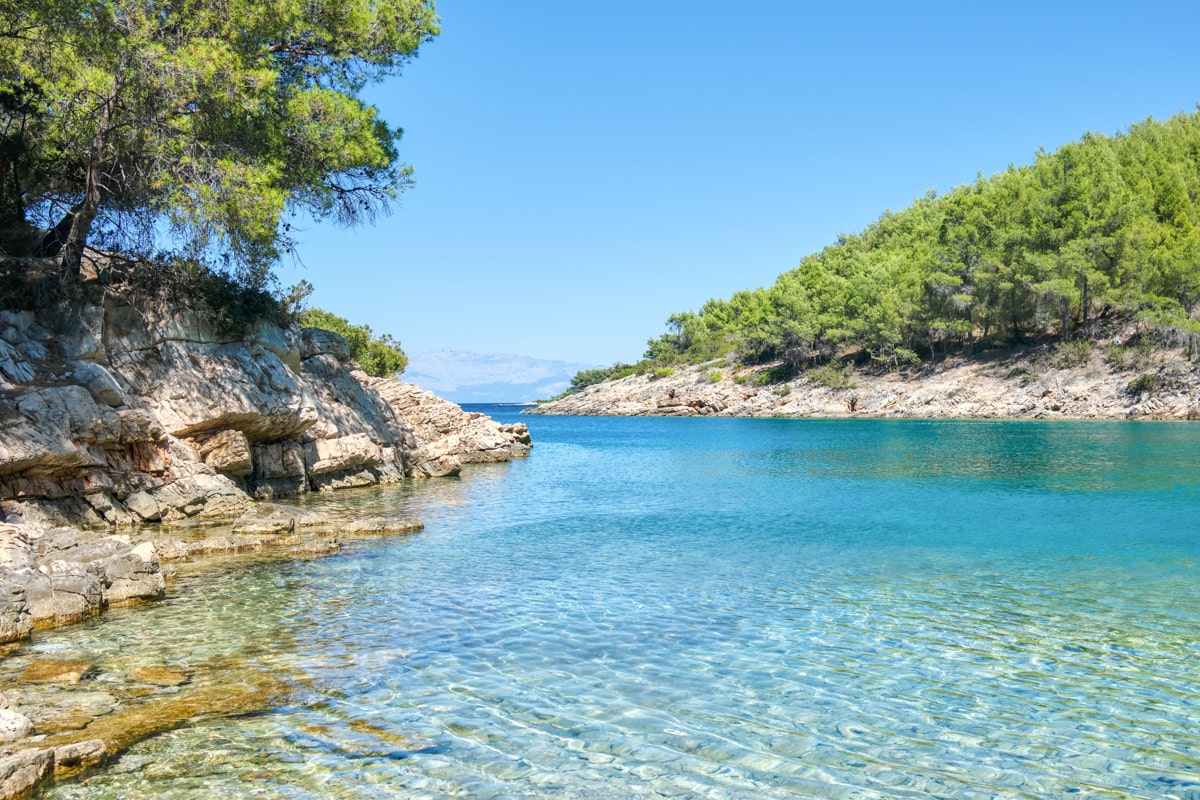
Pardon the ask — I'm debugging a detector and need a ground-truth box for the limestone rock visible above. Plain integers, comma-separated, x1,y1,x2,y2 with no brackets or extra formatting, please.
20,660,94,684
0,709,34,742
339,517,424,535
0,282,519,532
231,516,295,534
21,563,103,627
365,379,533,472
0,579,31,644
68,361,125,407
130,665,190,687
299,327,350,362
0,748,52,800
51,738,107,776
123,474,252,523
194,430,253,477
411,454,461,478
0,526,34,572
303,433,385,477
252,320,301,373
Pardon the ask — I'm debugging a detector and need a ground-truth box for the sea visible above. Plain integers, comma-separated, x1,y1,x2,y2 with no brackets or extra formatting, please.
35,409,1200,798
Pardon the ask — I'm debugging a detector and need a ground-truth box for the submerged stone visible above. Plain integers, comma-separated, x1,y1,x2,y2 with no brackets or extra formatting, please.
20,661,94,684
130,665,191,687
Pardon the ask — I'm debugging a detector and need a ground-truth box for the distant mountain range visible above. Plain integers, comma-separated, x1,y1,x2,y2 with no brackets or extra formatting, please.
403,349,598,404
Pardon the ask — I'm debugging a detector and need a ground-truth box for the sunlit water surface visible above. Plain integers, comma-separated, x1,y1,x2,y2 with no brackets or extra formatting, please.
40,413,1200,799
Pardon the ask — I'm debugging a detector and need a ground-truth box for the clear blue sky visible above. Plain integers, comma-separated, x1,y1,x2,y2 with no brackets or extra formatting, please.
284,0,1200,365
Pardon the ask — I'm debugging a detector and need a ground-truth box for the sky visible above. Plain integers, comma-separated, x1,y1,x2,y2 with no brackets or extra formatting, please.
283,0,1200,365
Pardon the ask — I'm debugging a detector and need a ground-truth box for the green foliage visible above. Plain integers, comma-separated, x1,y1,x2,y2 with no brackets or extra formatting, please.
1050,340,1092,368
637,111,1200,374
1127,373,1159,396
0,0,438,285
651,367,675,380
1005,366,1035,381
300,308,407,377
732,373,748,385
772,384,791,397
707,369,722,383
807,363,856,389
1104,338,1155,370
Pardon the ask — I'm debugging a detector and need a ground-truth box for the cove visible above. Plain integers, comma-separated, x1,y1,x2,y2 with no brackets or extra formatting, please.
36,413,1200,798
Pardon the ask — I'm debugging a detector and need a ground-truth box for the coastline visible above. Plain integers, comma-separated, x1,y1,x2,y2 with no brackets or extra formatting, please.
0,273,535,798
527,337,1200,422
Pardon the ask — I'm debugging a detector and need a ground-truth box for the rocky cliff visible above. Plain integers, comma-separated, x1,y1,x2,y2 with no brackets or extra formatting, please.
529,335,1200,420
0,270,529,531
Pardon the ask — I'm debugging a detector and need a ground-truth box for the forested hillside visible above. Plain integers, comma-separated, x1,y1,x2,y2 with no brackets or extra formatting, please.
629,111,1200,381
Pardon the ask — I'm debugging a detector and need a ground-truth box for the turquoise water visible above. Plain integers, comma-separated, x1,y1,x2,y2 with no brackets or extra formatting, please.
44,415,1200,798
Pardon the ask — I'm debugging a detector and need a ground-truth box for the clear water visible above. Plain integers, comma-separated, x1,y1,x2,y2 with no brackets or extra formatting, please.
38,414,1200,799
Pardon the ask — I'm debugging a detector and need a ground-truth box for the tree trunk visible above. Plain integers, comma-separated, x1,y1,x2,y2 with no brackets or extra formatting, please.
59,77,119,275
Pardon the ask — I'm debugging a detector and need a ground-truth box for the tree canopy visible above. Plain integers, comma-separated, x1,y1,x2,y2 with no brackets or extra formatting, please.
0,0,438,284
636,111,1200,375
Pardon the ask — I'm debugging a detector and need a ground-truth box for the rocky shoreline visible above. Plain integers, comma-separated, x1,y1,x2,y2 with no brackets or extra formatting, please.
0,262,534,798
528,333,1200,421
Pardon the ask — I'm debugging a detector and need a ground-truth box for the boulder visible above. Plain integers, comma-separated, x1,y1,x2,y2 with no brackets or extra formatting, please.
194,430,253,477
302,433,385,477
252,320,301,373
51,739,107,776
123,474,252,523
0,709,34,743
0,578,32,644
0,748,52,800
68,361,125,407
20,660,94,684
19,563,103,627
130,665,190,687
299,327,350,362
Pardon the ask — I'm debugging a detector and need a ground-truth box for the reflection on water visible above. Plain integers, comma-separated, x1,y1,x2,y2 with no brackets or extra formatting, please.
40,418,1200,798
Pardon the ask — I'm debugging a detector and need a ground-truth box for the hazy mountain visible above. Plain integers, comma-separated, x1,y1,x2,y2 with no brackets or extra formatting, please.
403,349,598,404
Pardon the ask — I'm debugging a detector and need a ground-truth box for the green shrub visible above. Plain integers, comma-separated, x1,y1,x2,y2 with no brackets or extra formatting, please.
1051,340,1091,368
1127,373,1159,396
707,369,722,383
1005,366,1034,381
807,363,855,389
1105,338,1155,370
733,374,747,385
300,308,407,377
651,367,675,380
772,385,791,397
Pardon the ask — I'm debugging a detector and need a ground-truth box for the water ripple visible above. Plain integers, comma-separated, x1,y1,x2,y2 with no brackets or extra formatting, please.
44,417,1200,799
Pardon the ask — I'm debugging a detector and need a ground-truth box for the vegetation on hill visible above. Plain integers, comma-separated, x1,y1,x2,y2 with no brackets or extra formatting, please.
300,308,408,378
570,111,1200,393
0,0,438,290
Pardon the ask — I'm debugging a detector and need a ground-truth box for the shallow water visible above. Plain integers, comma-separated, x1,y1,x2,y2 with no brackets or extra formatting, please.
38,415,1200,798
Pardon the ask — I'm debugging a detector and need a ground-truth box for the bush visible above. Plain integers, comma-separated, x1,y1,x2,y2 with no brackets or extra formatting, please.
1051,340,1091,368
1105,338,1156,370
651,367,675,380
1127,373,1159,396
300,308,407,377
733,374,748,385
1005,366,1034,381
807,363,855,389
707,369,722,383
772,385,791,397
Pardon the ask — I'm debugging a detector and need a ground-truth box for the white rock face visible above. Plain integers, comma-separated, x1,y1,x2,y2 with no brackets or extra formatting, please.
365,379,532,475
0,262,532,525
